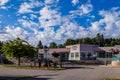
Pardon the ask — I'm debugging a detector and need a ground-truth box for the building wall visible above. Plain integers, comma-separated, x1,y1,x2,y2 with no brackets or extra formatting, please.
38,44,120,61
68,44,97,60
68,44,80,60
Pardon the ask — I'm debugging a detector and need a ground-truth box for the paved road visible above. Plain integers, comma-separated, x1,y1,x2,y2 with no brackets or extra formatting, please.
0,65,120,80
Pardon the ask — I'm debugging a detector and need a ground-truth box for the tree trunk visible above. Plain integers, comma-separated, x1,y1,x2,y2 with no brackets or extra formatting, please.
18,56,21,66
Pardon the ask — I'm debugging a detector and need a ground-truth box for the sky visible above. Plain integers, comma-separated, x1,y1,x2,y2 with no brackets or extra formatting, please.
0,0,120,46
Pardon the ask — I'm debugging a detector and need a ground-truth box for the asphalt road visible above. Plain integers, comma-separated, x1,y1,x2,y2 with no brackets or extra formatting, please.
0,65,120,80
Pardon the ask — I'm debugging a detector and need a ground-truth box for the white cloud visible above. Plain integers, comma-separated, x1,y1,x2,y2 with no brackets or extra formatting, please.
79,3,93,14
1,0,120,46
0,0,9,6
39,6,62,27
69,2,93,17
89,7,120,38
30,14,37,20
18,0,43,14
18,19,39,34
72,0,79,5
0,0,9,9
44,0,59,4
0,26,29,41
18,2,33,14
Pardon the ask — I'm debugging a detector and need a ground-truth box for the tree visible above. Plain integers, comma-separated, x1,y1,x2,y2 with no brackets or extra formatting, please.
58,44,65,48
0,41,3,55
2,38,36,66
95,33,104,46
44,45,48,49
75,39,83,44
49,42,57,48
64,39,75,46
36,41,43,49
109,48,120,57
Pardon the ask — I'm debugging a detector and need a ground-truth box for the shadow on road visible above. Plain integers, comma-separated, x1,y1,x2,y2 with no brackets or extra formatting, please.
0,76,51,80
64,66,94,69
63,65,95,69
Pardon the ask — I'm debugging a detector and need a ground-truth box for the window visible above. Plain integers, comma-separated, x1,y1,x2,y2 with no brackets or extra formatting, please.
75,52,79,57
99,53,105,58
81,52,85,57
87,53,91,58
72,45,77,50
71,53,74,57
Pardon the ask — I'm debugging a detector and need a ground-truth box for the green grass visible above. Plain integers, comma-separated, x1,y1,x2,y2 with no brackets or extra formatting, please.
2,64,33,69
105,78,120,80
0,64,65,70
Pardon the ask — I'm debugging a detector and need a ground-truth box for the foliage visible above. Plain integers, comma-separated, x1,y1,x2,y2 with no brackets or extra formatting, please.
36,40,43,49
49,42,57,48
105,78,120,80
36,33,120,50
52,51,59,57
95,33,104,46
58,44,65,48
44,45,48,49
1,38,36,65
110,48,120,55
64,39,76,46
0,41,3,55
64,33,120,47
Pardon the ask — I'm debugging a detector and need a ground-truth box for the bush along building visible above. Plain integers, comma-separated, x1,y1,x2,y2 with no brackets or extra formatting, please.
38,44,120,64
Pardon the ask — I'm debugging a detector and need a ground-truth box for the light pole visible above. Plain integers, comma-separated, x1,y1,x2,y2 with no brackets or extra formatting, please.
44,47,49,67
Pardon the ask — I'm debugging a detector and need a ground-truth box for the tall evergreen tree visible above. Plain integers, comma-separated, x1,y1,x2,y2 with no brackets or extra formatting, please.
0,41,3,55
95,33,104,46
37,41,43,49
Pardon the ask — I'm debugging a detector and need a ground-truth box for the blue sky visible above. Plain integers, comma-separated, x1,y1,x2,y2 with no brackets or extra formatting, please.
0,0,120,46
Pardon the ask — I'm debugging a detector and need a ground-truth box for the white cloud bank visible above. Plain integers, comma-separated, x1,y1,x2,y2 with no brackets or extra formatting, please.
0,0,120,46
89,7,120,38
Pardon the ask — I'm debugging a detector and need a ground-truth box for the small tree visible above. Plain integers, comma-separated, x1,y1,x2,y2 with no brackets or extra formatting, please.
110,48,119,55
2,38,36,66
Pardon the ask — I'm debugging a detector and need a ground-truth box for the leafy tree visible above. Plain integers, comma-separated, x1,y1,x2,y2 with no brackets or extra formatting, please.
2,38,36,66
0,41,3,55
57,44,65,48
75,39,83,44
49,42,57,48
65,39,75,46
36,40,43,49
43,45,48,49
83,37,92,44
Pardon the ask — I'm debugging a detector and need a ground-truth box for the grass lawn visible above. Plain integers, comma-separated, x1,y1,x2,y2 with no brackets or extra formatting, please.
0,64,65,70
105,78,120,80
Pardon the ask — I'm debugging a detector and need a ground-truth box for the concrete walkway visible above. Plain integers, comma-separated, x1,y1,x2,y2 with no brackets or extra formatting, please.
0,65,120,80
